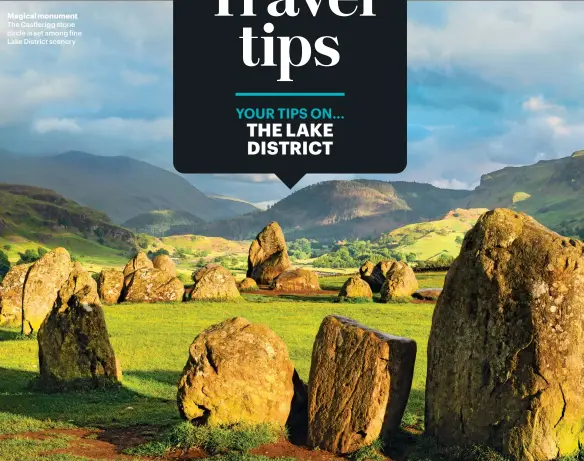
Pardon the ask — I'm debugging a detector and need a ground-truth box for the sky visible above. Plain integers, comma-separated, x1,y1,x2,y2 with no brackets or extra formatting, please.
1,1,583,203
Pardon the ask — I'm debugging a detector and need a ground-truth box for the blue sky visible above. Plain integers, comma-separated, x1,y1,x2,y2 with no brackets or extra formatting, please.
1,2,584,203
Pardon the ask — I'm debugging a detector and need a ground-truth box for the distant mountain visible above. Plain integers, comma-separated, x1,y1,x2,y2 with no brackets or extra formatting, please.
462,151,584,238
207,194,259,215
122,210,205,237
168,180,469,242
0,150,250,224
0,184,136,263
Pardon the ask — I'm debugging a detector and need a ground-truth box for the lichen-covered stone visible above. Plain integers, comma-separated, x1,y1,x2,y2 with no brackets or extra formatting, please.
237,277,258,292
307,315,417,454
426,209,584,460
177,317,295,426
270,269,320,292
189,264,240,301
380,261,418,301
0,263,31,326
122,252,153,279
22,248,71,335
412,288,442,301
152,254,177,277
38,279,122,390
338,276,373,299
359,260,375,282
123,268,184,303
247,222,291,285
363,260,395,292
97,269,124,304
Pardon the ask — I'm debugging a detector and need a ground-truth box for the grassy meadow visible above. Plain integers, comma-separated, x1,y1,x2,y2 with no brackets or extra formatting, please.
0,273,445,460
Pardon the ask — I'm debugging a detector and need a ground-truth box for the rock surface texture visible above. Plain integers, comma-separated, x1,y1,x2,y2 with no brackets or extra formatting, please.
177,317,295,426
307,315,417,454
426,209,584,461
247,222,291,285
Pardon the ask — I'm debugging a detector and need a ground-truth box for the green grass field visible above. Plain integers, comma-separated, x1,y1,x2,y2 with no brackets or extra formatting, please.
0,273,445,460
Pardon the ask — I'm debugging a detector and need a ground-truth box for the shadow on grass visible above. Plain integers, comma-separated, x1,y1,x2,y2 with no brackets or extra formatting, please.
124,369,182,387
0,329,30,341
275,295,338,303
0,367,181,430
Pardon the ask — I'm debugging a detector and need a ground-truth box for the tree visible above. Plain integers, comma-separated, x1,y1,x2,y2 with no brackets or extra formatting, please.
0,250,10,280
17,249,42,265
3,244,11,251
38,247,48,258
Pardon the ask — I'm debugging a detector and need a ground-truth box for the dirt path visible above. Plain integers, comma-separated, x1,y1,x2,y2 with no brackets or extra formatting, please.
2,425,390,460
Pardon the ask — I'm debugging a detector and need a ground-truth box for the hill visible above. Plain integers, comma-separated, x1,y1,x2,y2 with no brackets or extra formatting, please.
0,150,250,224
376,208,488,261
167,180,469,242
462,151,584,238
122,210,206,237
0,184,136,266
207,194,260,215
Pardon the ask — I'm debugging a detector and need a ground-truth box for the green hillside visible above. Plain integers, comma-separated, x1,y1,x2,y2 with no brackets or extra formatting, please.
377,208,488,261
0,184,136,267
122,210,206,237
462,151,584,238
0,150,250,224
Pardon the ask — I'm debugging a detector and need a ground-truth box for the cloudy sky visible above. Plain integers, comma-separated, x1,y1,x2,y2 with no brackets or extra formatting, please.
1,2,583,203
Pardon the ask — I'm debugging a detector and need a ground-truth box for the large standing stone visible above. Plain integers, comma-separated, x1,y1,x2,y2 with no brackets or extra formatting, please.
380,261,418,301
0,263,32,326
123,268,184,303
247,222,292,285
38,266,122,390
362,260,395,292
22,248,71,335
177,317,295,426
426,209,584,461
338,276,373,299
270,269,320,292
307,315,417,454
122,252,153,279
152,254,177,277
97,269,124,304
189,264,240,301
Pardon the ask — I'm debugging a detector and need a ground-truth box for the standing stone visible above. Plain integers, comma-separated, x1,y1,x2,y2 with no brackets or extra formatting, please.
426,209,584,461
122,252,153,279
359,260,375,285
247,222,292,285
22,248,71,335
97,270,124,304
338,276,373,299
152,254,177,277
189,264,240,301
177,317,294,426
307,315,417,454
0,263,32,326
380,261,418,301
123,268,184,303
38,266,122,390
270,269,320,292
237,277,258,292
363,260,395,292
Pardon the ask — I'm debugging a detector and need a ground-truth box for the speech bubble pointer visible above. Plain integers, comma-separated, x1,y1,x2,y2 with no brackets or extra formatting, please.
275,172,305,189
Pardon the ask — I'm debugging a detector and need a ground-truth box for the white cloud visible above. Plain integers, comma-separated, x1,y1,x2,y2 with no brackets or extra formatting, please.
84,117,172,141
121,70,159,86
33,118,81,134
31,116,173,142
430,178,474,190
522,96,564,113
408,2,584,92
